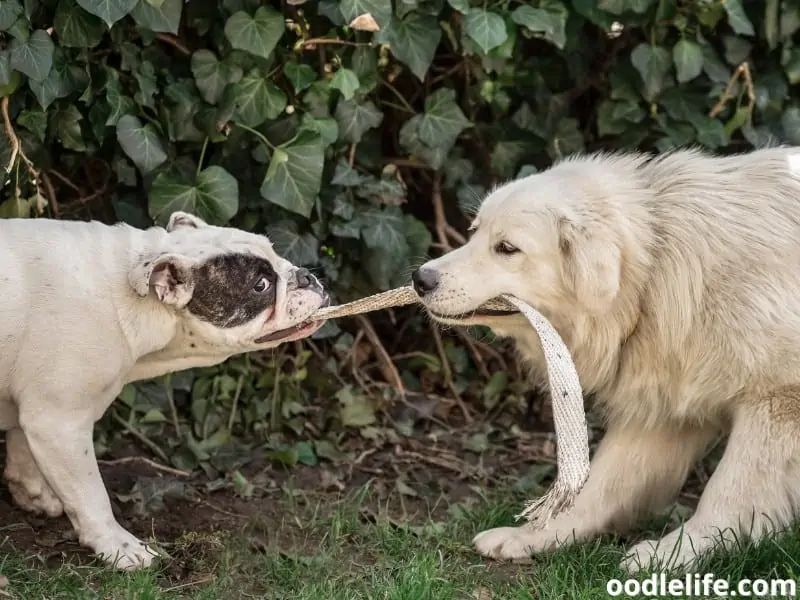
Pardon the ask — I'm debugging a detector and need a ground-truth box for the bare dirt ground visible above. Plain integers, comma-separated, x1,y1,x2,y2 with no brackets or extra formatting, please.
0,428,708,590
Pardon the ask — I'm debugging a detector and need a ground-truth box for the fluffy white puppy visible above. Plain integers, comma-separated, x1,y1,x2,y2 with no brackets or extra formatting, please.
0,211,328,570
412,146,800,572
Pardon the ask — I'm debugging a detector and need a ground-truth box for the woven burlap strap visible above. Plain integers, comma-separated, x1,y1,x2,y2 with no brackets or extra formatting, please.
311,286,590,529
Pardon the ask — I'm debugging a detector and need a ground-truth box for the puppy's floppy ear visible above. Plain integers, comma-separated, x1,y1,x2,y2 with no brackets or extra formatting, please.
166,211,208,232
129,253,197,307
558,217,621,314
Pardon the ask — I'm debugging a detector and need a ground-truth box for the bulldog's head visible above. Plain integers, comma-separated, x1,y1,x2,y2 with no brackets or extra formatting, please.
128,212,329,351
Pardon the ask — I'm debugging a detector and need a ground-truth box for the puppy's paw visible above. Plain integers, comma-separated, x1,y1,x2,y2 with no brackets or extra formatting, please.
6,477,64,518
89,528,160,572
473,526,550,561
621,535,700,574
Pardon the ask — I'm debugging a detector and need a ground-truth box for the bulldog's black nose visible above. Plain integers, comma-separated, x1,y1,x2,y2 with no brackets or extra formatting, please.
411,268,440,296
294,268,315,289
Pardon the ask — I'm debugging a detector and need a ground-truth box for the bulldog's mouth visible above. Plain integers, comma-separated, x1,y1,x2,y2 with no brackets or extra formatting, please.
254,320,322,344
254,294,330,344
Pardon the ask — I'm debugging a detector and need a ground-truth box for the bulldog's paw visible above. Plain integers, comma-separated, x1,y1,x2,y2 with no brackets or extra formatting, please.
473,526,552,561
6,478,64,518
88,527,160,571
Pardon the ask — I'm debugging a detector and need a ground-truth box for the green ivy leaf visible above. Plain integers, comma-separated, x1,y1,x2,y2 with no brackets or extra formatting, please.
149,166,239,225
191,50,242,105
511,3,568,50
0,0,23,31
338,0,392,28
360,205,406,252
631,43,671,101
224,7,284,60
55,105,87,152
265,220,320,266
598,0,656,13
673,39,703,83
260,131,325,218
116,114,168,174
377,12,441,82
229,69,286,128
0,51,12,86
301,114,339,147
130,0,182,34
329,68,360,101
463,9,508,55
447,0,469,14
54,0,105,48
399,114,448,170
283,61,317,93
10,29,54,82
16,108,47,141
28,46,73,109
781,106,800,145
76,0,138,27
418,88,471,148
105,73,136,125
335,98,383,143
723,0,755,36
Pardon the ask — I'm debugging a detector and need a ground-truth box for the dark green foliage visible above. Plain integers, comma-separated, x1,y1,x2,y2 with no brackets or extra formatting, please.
1,0,799,467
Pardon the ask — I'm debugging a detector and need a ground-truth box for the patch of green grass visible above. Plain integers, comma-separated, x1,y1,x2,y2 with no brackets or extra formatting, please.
3,494,800,599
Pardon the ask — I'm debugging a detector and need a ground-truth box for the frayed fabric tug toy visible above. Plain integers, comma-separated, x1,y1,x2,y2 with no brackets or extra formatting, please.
313,286,590,529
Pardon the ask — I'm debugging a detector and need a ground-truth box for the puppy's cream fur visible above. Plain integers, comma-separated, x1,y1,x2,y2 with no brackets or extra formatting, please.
416,147,800,572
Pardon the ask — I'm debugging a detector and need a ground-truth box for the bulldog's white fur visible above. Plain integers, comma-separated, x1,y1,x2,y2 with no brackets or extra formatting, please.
0,211,327,570
413,146,800,572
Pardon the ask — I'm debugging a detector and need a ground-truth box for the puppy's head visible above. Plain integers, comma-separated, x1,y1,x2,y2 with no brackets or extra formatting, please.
128,211,328,350
412,156,649,330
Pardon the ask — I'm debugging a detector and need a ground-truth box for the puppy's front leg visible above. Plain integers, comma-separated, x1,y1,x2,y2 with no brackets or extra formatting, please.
17,404,158,571
624,387,800,573
475,422,717,560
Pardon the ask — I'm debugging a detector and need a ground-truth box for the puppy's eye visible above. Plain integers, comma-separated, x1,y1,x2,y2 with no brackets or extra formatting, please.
494,241,520,255
253,276,271,293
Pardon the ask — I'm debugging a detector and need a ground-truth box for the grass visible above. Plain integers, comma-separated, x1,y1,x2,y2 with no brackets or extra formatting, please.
2,491,800,600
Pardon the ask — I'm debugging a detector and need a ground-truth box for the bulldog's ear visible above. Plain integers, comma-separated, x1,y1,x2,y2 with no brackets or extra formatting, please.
558,217,621,315
129,253,197,307
166,211,208,232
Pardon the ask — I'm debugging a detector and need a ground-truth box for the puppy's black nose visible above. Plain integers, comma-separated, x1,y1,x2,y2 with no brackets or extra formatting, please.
411,268,440,296
294,268,314,289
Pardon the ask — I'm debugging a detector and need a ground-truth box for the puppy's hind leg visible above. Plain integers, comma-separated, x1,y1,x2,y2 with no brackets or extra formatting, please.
16,392,159,571
4,428,63,517
624,385,800,574
475,422,717,560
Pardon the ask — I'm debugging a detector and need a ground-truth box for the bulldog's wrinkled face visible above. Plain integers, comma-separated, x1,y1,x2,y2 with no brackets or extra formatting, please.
128,211,329,351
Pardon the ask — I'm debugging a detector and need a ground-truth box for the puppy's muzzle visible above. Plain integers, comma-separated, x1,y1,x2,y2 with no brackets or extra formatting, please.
411,268,440,297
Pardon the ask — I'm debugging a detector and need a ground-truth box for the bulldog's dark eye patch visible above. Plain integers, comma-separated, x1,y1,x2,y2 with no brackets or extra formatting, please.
187,253,277,328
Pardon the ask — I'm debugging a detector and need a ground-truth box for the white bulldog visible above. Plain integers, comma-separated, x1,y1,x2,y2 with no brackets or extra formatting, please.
0,211,328,571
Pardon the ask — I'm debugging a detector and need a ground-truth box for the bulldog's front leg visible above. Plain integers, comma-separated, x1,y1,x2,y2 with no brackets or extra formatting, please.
4,428,63,517
17,403,158,571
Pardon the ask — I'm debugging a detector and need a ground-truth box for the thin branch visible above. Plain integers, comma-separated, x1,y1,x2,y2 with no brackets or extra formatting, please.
155,33,191,56
356,314,406,397
98,456,191,478
431,324,473,423
708,62,755,119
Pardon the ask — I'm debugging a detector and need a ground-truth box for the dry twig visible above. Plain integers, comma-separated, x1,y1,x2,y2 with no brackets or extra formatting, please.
431,324,473,423
97,456,192,478
356,315,406,397
708,62,755,119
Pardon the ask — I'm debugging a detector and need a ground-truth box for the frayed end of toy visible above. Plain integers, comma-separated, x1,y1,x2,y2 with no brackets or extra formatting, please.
513,480,581,529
